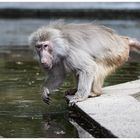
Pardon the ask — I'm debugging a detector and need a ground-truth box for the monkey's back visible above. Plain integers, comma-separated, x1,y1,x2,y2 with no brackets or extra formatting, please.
51,23,129,61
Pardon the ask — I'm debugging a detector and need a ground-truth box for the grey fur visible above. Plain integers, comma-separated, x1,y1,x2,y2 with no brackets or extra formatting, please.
29,21,138,104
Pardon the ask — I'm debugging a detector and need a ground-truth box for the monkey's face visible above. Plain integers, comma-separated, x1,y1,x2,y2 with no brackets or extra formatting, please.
35,41,54,70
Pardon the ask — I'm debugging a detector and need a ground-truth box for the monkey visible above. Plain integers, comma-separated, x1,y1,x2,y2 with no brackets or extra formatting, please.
29,21,140,105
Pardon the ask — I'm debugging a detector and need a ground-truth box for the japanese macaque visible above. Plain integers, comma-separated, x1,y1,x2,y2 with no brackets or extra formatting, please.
29,21,140,105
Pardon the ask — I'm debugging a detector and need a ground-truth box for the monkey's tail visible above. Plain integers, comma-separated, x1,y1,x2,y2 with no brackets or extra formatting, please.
121,36,140,53
129,38,140,52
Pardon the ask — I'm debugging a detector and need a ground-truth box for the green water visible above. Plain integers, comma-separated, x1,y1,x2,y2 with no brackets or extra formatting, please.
0,49,140,138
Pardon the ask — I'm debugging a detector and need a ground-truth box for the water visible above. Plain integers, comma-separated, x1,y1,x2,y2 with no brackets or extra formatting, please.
0,49,78,138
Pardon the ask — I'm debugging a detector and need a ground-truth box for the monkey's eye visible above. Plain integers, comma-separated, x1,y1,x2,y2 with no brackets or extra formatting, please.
44,44,48,48
35,45,41,50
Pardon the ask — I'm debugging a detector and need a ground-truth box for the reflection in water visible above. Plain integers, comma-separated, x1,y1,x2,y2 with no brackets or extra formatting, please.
42,112,78,138
0,49,139,137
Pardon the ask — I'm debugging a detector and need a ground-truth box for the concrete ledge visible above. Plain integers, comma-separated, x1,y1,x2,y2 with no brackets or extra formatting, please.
103,79,140,96
67,80,140,138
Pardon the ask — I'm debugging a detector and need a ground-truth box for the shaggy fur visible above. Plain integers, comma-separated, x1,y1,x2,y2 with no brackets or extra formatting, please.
29,21,139,104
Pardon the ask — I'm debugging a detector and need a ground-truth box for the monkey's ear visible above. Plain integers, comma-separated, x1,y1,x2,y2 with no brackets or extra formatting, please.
28,32,36,49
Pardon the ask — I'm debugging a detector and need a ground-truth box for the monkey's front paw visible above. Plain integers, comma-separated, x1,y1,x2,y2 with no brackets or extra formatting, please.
41,88,51,104
42,95,51,104
69,97,78,106
69,95,87,106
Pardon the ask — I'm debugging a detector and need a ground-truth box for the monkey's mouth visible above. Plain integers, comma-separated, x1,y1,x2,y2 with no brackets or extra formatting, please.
42,64,52,70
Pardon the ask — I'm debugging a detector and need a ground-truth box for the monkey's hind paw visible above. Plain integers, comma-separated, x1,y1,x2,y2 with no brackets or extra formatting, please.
89,92,102,98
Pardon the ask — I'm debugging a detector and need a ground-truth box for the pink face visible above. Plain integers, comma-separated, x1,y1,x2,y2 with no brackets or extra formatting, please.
35,41,53,69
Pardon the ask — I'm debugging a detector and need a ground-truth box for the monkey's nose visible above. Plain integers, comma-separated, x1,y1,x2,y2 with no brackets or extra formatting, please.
41,59,48,65
41,60,51,69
